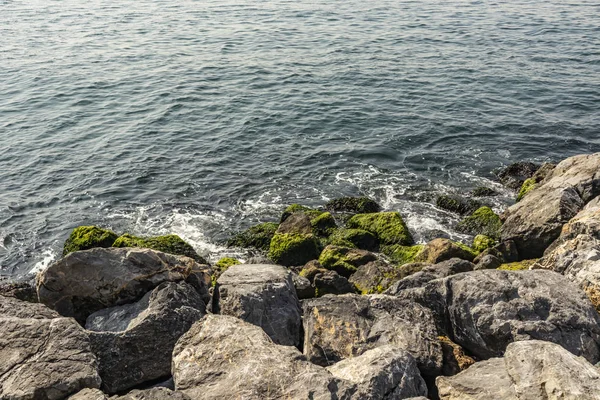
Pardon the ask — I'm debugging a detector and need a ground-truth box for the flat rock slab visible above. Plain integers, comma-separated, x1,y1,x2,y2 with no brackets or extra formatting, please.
303,293,443,375
0,295,101,399
37,247,210,322
86,281,206,394
215,263,302,346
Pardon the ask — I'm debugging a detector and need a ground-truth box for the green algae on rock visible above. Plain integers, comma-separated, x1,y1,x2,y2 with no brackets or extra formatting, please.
436,195,482,215
381,244,425,266
498,259,538,271
318,245,377,277
310,212,337,237
413,238,478,264
325,197,381,214
326,228,379,251
226,222,278,251
472,235,497,253
280,204,323,223
113,233,206,263
63,225,118,256
268,233,319,267
456,206,502,239
347,212,414,246
215,257,241,271
516,178,536,202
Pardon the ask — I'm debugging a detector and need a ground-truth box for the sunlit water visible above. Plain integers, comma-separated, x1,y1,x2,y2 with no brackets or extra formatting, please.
1,0,599,279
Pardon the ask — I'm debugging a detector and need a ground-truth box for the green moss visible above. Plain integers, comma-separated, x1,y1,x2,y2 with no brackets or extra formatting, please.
517,178,536,202
63,226,118,256
113,233,206,263
318,245,376,277
436,195,481,215
472,235,496,253
215,257,241,271
280,204,323,223
311,212,337,237
325,197,381,214
327,228,378,251
498,259,538,271
347,212,414,246
268,233,319,267
381,244,426,266
454,241,479,259
226,222,278,251
456,206,502,239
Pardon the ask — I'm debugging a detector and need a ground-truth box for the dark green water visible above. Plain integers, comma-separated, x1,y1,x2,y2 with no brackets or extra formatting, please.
1,0,599,278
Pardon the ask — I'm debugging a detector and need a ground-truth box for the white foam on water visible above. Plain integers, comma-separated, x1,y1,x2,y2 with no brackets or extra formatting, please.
30,248,57,274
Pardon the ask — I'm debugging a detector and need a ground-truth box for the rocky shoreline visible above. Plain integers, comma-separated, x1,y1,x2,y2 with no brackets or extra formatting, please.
1,152,600,399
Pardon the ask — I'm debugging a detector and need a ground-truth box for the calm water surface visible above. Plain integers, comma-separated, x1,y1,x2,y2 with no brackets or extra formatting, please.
1,0,599,278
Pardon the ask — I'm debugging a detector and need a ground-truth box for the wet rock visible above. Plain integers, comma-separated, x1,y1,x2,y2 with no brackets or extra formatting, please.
436,195,482,215
456,206,502,239
226,222,278,251
347,212,414,246
313,270,357,296
326,345,428,399
0,295,101,399
413,239,477,264
492,240,520,263
63,225,118,256
303,294,443,375
112,233,207,263
318,245,377,277
215,264,301,346
496,161,539,190
172,314,353,399
276,212,313,235
471,234,496,253
471,187,498,197
268,232,320,267
325,196,381,214
37,247,211,323
501,153,600,259
86,282,206,394
386,258,474,294
327,228,379,251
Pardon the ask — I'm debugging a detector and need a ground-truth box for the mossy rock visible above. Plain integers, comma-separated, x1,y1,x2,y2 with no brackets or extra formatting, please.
498,259,538,271
436,195,482,215
311,212,337,237
381,244,426,266
413,238,478,264
268,233,319,267
472,235,497,253
113,233,206,263
215,257,241,271
280,204,323,223
516,178,536,202
63,226,118,256
318,245,377,277
471,187,498,197
327,228,379,251
226,222,278,251
325,197,381,214
347,212,414,246
456,206,502,239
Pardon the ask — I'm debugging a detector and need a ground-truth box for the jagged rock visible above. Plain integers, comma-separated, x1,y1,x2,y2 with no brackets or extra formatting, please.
37,247,211,322
492,240,520,263
303,294,443,375
86,282,206,394
326,345,428,399
501,153,600,259
0,280,37,302
414,239,477,264
215,264,301,346
172,314,353,399
385,258,474,294
313,270,356,296
291,272,314,299
497,161,539,190
556,196,600,243
437,340,600,400
0,295,101,399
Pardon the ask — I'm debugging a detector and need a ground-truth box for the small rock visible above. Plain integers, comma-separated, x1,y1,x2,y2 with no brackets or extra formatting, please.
327,228,379,251
313,270,357,296
276,212,313,235
112,233,207,263
471,187,498,197
325,196,382,214
456,206,502,239
414,238,477,264
436,195,482,215
0,280,38,302
63,225,118,256
474,254,502,270
318,245,378,277
291,272,314,299
226,222,278,251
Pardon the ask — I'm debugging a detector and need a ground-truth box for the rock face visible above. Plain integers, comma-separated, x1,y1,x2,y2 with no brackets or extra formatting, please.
37,247,211,322
437,340,600,400
0,295,101,399
215,264,302,346
386,258,474,294
326,345,428,400
172,314,353,399
86,282,206,394
303,294,443,375
501,153,600,259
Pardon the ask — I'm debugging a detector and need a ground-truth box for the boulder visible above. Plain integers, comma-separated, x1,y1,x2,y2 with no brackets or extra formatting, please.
215,264,301,346
63,225,118,256
37,247,211,322
501,153,600,259
349,260,417,294
496,161,539,189
386,258,474,294
437,340,600,400
303,294,443,375
86,282,206,394
413,239,477,264
172,314,353,399
327,228,379,251
112,233,206,263
313,270,357,296
276,212,313,235
226,222,278,251
456,207,502,239
436,195,482,215
0,295,101,399
326,345,428,399
471,235,496,253
268,232,320,266
347,212,414,246
381,244,426,265
318,245,378,277
474,254,502,270
325,197,381,214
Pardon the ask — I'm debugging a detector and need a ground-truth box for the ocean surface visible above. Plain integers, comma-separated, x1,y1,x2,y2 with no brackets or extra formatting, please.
1,0,599,279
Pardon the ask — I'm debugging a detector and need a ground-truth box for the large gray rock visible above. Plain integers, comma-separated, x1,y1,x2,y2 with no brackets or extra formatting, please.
555,196,600,242
69,388,191,400
385,258,474,294
437,340,600,400
0,295,101,399
37,247,211,322
501,153,600,259
326,345,428,399
215,264,301,346
86,282,206,394
172,314,353,399
402,269,600,364
303,294,443,375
